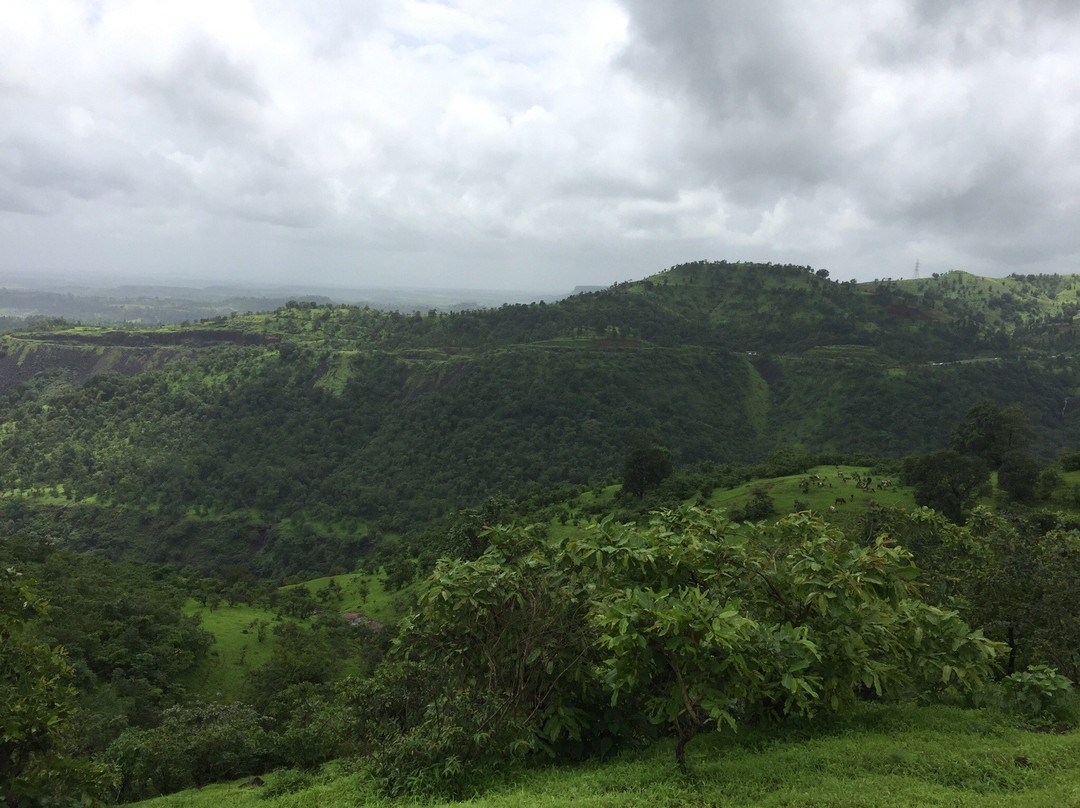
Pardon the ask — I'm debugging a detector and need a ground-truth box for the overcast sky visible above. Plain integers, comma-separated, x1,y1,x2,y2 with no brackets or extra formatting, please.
2,0,1079,292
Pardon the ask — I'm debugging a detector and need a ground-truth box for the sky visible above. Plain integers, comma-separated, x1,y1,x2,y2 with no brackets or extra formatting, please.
2,0,1079,293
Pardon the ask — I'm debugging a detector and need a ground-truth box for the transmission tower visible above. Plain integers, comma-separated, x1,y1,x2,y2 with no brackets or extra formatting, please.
913,259,920,280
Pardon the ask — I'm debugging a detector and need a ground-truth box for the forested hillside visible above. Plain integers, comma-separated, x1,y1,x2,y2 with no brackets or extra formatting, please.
10,261,1080,806
3,262,1080,575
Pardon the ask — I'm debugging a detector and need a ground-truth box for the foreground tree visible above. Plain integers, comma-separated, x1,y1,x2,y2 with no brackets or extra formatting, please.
858,506,1080,680
582,510,998,762
1,568,112,807
386,507,999,789
955,509,1080,678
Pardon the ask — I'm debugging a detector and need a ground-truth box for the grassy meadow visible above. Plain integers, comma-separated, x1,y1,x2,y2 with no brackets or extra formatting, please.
127,703,1080,808
181,571,406,700
707,464,914,516
180,602,279,698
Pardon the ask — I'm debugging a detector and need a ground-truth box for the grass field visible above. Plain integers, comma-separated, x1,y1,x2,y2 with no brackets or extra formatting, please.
289,570,404,624
181,571,406,700
180,601,282,699
127,703,1080,808
707,464,914,517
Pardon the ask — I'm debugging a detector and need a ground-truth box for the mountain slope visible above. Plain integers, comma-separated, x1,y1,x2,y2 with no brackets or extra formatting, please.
3,261,1080,574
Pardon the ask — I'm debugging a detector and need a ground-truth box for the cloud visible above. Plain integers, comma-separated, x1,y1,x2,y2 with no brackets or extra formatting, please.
0,0,1079,290
612,0,1080,278
135,35,269,141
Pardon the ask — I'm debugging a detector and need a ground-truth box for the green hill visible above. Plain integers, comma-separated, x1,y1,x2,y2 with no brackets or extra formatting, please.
2,262,1080,575
11,261,1080,807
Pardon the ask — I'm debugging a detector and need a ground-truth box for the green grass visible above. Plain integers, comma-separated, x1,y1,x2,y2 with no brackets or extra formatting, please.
313,351,360,395
180,601,281,699
182,571,406,700
126,703,1080,808
707,465,914,519
545,466,934,543
291,571,404,624
545,484,621,541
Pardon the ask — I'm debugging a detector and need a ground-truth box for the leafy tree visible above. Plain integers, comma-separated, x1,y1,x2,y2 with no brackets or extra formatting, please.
273,586,319,619
735,486,775,521
621,444,673,499
959,509,1080,678
246,622,344,710
996,450,1043,503
1037,465,1063,501
860,506,1080,681
902,450,990,524
950,401,1032,469
763,447,812,477
387,508,999,787
1,567,113,807
391,523,598,788
0,545,213,753
105,701,271,802
1058,447,1080,472
583,509,997,762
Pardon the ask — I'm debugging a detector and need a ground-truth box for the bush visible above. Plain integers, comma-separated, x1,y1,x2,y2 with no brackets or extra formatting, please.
1058,448,1080,472
105,701,273,802
731,486,775,521
261,768,313,800
993,665,1080,726
368,690,528,799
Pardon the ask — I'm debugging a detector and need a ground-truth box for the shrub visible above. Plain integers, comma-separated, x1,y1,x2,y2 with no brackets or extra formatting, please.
105,701,272,802
261,768,313,800
368,689,528,799
1058,448,1080,472
994,665,1080,726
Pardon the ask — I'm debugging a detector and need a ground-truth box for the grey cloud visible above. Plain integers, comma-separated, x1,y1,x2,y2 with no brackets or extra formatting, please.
0,124,139,214
225,173,332,229
0,183,51,215
615,0,847,198
868,1,1080,67
613,0,1080,277
3,0,1080,291
617,1,829,116
136,35,270,143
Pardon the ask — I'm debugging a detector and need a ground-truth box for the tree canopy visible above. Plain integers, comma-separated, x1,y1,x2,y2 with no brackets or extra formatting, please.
902,450,991,524
390,507,999,785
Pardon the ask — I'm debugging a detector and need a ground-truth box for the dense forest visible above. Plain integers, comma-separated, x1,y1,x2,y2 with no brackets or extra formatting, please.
8,261,1080,806
2,262,1080,576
